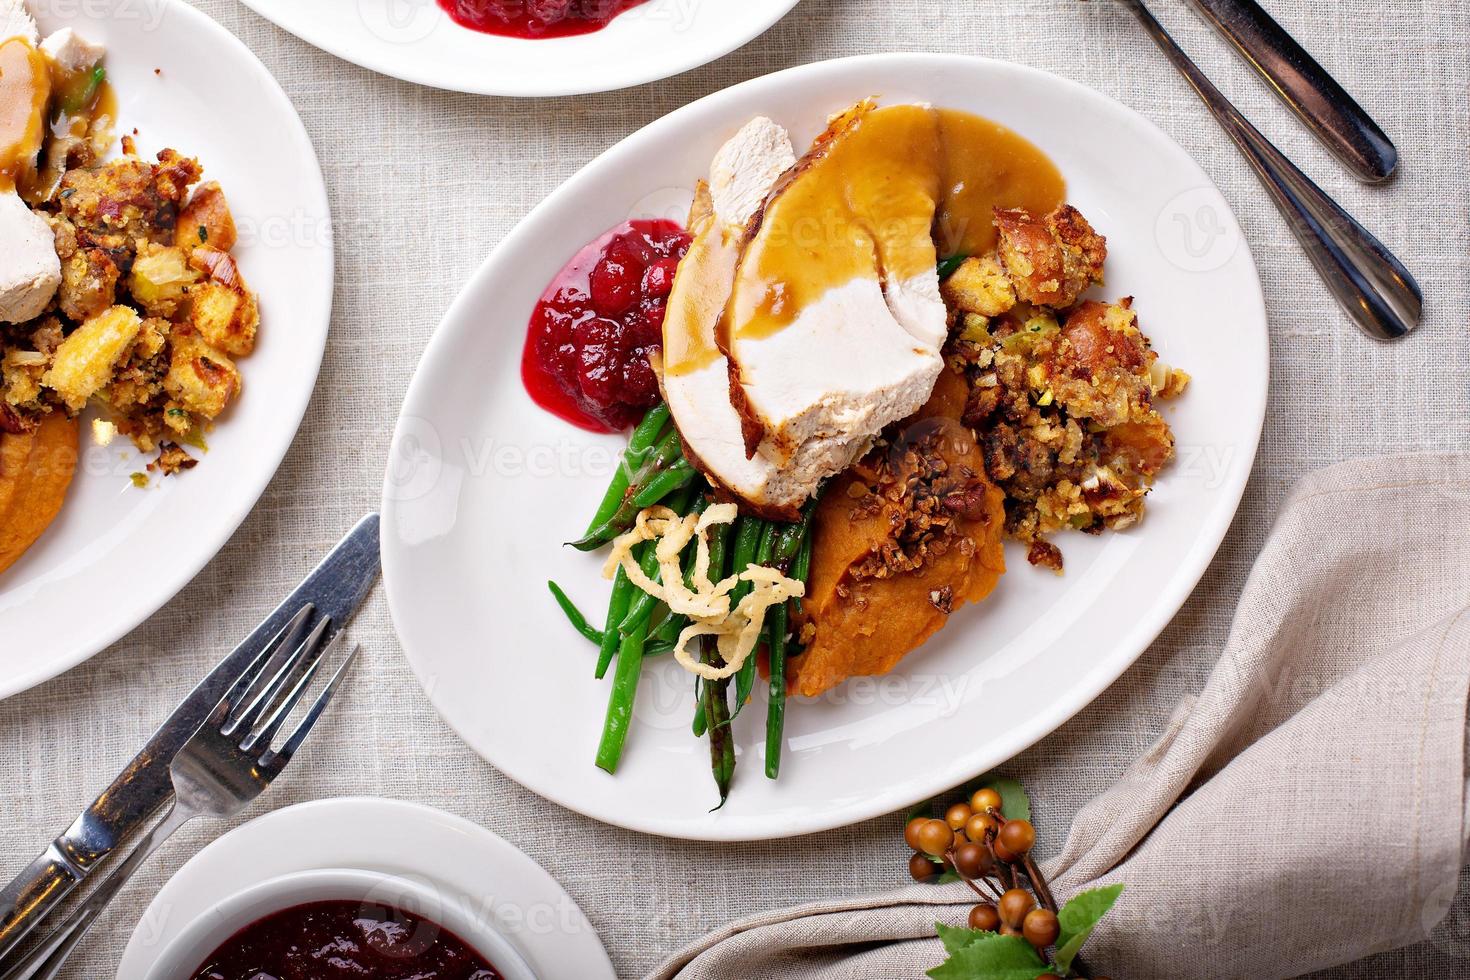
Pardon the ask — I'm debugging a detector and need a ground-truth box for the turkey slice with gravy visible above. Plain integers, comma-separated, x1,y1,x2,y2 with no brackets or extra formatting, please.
663,103,951,519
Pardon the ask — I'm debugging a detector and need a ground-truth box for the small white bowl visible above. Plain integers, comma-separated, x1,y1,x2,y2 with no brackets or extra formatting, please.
144,867,537,980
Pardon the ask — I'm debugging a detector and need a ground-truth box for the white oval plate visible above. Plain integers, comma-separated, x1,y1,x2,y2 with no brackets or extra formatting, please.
117,797,615,979
0,0,332,698
235,0,802,97
382,54,1268,841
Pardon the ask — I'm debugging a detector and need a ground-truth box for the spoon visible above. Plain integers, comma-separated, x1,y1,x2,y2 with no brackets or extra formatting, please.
1187,0,1398,183
1109,0,1421,340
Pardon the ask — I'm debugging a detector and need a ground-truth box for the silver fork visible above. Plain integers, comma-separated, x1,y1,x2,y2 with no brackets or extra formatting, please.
0,607,359,980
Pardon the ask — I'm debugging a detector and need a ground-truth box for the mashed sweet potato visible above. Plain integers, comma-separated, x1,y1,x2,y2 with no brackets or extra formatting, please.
792,381,1006,697
0,411,77,573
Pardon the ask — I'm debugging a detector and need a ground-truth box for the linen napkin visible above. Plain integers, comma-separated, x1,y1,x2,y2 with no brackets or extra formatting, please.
649,454,1470,980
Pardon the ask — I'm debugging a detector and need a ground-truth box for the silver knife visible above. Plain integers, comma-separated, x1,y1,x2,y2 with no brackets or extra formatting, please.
1187,0,1398,183
0,513,381,962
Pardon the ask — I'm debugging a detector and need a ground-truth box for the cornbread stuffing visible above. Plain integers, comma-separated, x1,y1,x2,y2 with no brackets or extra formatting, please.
943,204,1189,571
0,10,259,574
2,147,257,461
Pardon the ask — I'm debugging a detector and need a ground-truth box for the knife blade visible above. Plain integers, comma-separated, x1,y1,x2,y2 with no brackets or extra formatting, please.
1187,0,1398,183
0,513,381,962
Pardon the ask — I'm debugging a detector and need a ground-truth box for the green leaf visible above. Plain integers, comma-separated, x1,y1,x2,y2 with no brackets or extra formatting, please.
1053,883,1124,974
958,773,1031,822
986,776,1030,823
935,923,989,955
927,930,1047,980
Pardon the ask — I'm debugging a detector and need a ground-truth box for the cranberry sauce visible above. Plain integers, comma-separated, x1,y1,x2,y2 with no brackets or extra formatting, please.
522,218,691,433
439,0,650,39
190,900,501,980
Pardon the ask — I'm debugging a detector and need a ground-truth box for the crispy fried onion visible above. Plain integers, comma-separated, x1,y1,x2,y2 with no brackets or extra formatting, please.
602,503,804,681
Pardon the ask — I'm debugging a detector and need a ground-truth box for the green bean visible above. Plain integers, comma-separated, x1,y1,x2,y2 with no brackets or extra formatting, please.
583,403,669,534
594,564,633,679
692,687,707,737
628,402,671,454
594,616,650,774
764,601,790,780
591,634,679,659
653,610,686,645
616,539,666,636
732,521,776,715
727,517,764,586
769,506,813,572
547,581,602,645
630,458,696,510
593,485,698,773
569,427,685,551
789,521,814,616
61,66,105,114
760,499,819,780
701,640,736,806
694,512,737,804
937,254,967,279
705,518,731,584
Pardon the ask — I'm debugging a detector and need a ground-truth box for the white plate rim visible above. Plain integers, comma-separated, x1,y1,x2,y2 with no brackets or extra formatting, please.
115,796,616,979
0,0,334,699
381,51,1269,840
233,0,803,97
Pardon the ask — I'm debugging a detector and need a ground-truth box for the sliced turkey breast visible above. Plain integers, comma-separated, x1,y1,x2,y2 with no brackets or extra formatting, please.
660,115,799,516
721,102,948,496
0,0,36,45
0,191,60,323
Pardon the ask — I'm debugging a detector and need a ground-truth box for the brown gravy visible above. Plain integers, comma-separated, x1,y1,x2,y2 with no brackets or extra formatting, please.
725,103,1065,349
0,36,113,200
0,38,50,193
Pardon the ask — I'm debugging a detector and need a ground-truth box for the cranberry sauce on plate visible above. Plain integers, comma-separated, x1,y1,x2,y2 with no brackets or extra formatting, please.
439,0,650,39
522,218,691,433
190,900,501,980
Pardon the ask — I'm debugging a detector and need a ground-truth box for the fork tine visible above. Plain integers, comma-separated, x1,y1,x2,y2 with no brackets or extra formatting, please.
239,632,345,753
227,617,332,735
210,606,314,723
268,644,360,765
236,605,315,712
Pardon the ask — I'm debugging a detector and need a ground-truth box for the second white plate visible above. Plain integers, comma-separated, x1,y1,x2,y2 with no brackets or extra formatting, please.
116,797,615,979
236,0,802,97
0,0,332,699
382,54,1268,840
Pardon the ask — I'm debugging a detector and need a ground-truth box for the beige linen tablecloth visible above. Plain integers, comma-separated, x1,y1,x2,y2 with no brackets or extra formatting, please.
651,454,1470,978
1,1,1467,977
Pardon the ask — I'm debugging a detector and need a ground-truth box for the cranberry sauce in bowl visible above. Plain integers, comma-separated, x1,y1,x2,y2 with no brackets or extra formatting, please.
190,899,500,980
440,0,651,39
522,219,691,433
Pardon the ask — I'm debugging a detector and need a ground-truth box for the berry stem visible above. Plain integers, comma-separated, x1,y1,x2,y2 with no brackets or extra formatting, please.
941,846,1003,901
1021,852,1059,913
982,836,1019,891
